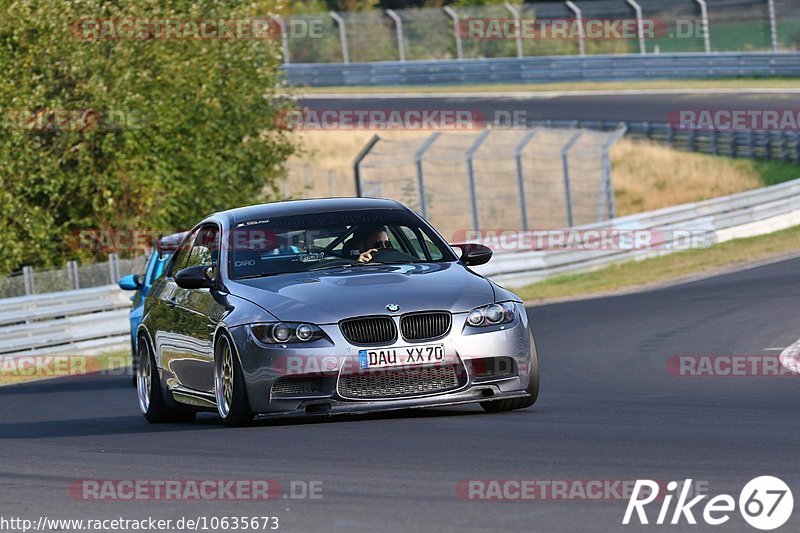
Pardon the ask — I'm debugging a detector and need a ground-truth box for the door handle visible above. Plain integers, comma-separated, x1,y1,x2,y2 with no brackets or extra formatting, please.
166,298,177,308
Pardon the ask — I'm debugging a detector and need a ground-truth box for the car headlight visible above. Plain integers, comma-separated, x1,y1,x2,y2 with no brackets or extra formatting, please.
465,302,516,327
250,323,325,343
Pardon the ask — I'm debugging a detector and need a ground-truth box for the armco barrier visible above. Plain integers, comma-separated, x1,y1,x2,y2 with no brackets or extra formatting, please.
0,285,130,356
283,52,800,87
472,177,800,287
2,178,799,355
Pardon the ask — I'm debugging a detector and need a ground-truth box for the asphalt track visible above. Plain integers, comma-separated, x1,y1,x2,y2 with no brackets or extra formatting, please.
299,91,800,124
1,256,799,532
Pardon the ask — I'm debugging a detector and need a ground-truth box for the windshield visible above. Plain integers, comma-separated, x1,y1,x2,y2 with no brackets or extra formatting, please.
227,209,455,279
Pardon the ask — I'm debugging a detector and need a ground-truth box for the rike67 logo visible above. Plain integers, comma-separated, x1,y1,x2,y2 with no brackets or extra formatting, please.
623,476,793,530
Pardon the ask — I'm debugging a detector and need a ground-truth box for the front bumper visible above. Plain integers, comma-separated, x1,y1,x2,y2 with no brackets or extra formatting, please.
229,303,534,415
253,386,531,421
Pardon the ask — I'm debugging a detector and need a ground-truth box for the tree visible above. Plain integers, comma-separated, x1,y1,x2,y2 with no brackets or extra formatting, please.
0,0,296,273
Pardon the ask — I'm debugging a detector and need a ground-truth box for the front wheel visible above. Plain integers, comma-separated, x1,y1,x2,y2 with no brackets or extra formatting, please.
480,334,540,413
214,332,253,427
137,335,196,423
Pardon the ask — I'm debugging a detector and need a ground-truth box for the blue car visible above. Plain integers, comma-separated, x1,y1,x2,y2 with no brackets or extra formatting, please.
118,232,186,379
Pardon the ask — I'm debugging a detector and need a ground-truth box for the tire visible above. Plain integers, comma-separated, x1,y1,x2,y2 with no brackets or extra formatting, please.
480,334,540,413
214,332,253,427
137,334,196,423
130,337,137,387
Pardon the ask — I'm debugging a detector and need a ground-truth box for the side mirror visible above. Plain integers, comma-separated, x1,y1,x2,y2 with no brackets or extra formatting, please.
175,265,215,290
452,243,493,266
118,274,142,291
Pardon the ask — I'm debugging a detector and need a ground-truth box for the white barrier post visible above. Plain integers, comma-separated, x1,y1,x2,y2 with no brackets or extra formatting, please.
329,12,350,64
566,1,586,57
443,6,464,60
504,3,524,58
694,0,711,53
270,16,290,64
561,131,583,226
386,10,406,62
625,0,646,55
767,0,778,52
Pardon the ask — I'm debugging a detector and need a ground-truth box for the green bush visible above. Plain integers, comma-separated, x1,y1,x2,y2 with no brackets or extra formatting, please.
0,0,297,274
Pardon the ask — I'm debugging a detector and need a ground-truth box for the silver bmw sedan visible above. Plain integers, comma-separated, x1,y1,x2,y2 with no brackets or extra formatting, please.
137,197,539,426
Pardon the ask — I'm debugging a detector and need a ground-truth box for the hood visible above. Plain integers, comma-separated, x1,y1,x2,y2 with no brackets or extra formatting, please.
228,262,494,324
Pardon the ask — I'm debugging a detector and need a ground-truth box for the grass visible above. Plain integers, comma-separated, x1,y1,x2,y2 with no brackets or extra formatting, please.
293,78,800,95
0,349,130,386
515,224,800,303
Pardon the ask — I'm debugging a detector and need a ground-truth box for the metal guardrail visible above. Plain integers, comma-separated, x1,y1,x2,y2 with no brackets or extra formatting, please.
526,119,800,162
472,177,800,287
0,285,130,355
283,52,800,86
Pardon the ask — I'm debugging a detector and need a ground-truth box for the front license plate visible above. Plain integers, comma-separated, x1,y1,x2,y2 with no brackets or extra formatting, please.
358,344,444,369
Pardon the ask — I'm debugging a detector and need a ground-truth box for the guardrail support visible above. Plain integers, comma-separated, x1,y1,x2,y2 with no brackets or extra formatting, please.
561,131,583,227
386,10,406,63
514,128,539,230
22,266,35,296
600,124,627,220
353,134,381,197
329,12,350,64
767,0,778,53
565,1,586,57
504,3,524,59
108,253,120,284
625,0,646,55
443,6,464,60
271,15,290,64
466,130,491,230
67,260,80,290
413,132,441,219
693,0,711,53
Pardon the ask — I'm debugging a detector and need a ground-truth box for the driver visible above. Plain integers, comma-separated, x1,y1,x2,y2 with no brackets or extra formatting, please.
352,224,392,263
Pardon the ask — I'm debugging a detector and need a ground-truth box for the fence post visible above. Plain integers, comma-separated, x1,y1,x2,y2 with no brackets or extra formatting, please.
108,253,120,284
67,260,80,290
386,9,406,62
271,15,290,64
328,170,337,196
329,12,350,64
561,131,583,227
466,130,491,231
504,3,524,59
625,0,646,54
22,266,35,296
443,6,464,60
514,128,539,230
413,132,441,219
767,0,778,52
694,0,711,53
600,124,627,220
565,1,586,57
353,134,381,197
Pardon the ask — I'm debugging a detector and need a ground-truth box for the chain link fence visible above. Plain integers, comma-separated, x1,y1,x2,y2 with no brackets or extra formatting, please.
0,254,146,299
279,0,800,64
346,127,626,242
